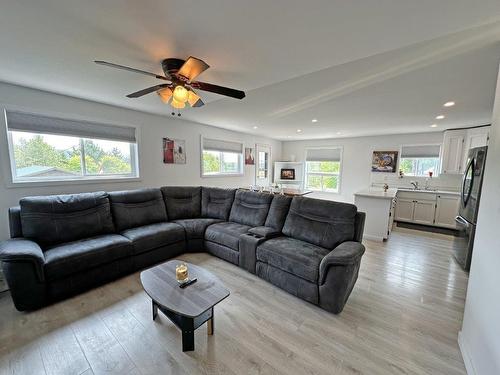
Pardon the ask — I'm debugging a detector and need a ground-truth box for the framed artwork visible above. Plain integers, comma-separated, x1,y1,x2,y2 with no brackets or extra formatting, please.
163,138,186,164
280,168,295,180
371,151,398,173
245,147,255,165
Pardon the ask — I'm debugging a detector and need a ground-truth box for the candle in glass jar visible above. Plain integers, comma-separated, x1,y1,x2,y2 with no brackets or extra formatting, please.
176,263,188,283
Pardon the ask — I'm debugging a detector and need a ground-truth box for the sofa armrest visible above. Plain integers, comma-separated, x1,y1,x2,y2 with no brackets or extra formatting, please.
319,241,365,285
248,226,281,239
0,238,47,311
0,238,45,281
239,233,269,273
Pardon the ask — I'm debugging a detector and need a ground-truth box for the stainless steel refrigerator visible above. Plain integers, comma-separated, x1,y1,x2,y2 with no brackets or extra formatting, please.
453,146,488,271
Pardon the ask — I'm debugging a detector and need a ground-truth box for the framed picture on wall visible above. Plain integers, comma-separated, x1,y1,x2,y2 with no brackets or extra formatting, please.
245,147,255,165
163,138,186,164
371,151,398,173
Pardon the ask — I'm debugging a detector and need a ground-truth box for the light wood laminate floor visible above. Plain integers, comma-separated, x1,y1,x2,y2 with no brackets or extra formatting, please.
0,228,468,374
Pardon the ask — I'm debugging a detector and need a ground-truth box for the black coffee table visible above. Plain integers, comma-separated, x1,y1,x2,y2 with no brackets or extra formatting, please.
140,260,230,351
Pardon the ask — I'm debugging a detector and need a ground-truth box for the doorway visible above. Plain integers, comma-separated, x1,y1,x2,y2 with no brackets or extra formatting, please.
255,144,271,187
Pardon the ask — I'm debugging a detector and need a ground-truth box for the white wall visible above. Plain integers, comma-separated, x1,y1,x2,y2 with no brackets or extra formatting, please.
0,82,282,241
459,67,500,375
281,132,462,203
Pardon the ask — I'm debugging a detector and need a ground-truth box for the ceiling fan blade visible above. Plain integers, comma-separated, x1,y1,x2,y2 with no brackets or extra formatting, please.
126,84,170,98
95,60,170,81
190,81,245,99
177,56,209,81
187,89,204,107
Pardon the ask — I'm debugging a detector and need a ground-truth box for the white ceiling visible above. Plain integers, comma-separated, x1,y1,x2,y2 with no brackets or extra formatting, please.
1,0,500,140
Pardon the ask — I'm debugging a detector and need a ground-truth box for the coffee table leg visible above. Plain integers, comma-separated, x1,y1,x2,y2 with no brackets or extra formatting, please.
182,329,195,351
207,307,214,335
152,301,158,321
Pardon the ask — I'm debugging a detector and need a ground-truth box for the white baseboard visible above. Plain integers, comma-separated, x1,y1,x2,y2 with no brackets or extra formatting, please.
363,234,384,242
458,331,476,375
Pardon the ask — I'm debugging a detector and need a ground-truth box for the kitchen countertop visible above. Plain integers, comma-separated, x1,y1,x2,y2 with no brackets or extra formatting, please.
354,187,460,199
354,189,398,199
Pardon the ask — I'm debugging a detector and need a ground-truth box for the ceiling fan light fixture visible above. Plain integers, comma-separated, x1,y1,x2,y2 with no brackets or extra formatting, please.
173,85,189,103
171,97,186,109
157,87,172,103
187,90,201,107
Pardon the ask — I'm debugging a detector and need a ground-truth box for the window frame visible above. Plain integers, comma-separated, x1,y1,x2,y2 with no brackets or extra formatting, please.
399,143,442,177
2,107,140,187
304,146,343,194
200,136,244,178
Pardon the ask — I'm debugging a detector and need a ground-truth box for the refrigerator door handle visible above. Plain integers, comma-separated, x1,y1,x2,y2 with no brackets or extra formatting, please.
455,216,470,227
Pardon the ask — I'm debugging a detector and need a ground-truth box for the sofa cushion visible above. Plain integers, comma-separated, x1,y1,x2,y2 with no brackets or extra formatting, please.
161,186,202,220
256,236,330,283
44,234,133,281
121,222,185,254
282,197,357,249
228,190,273,227
20,191,115,246
201,187,236,220
172,218,222,240
109,188,167,232
205,221,251,251
264,195,292,230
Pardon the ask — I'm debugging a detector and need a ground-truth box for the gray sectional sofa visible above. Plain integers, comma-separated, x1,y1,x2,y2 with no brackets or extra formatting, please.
0,187,366,314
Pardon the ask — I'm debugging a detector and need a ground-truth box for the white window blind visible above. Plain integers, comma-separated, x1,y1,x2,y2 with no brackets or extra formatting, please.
6,110,136,143
306,148,342,161
401,145,440,158
202,137,243,153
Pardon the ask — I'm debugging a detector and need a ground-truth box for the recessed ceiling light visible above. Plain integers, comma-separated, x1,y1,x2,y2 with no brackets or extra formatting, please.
296,129,302,133
336,132,341,135
435,115,445,120
444,101,455,107
253,126,258,129
311,119,318,123
430,124,438,128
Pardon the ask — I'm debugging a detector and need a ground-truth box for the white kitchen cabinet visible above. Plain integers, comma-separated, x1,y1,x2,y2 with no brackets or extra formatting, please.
461,126,490,171
395,190,460,229
413,200,436,225
441,129,465,175
395,198,415,222
434,194,460,229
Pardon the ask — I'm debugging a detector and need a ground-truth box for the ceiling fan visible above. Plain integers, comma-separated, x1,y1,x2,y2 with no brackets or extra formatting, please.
95,56,245,116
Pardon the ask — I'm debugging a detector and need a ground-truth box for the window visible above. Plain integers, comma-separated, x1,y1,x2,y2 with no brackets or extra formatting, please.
6,110,138,183
305,147,342,193
400,144,441,177
201,137,243,176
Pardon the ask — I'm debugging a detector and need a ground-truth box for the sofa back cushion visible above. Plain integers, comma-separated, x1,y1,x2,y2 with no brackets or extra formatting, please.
108,188,167,232
229,190,273,227
264,195,292,231
20,191,115,246
282,196,357,249
161,186,201,220
201,187,236,220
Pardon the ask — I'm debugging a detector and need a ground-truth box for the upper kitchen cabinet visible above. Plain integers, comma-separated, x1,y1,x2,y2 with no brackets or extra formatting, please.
462,126,490,171
440,126,490,175
441,129,465,175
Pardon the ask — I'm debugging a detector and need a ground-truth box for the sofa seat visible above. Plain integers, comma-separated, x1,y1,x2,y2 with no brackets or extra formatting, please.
173,218,222,240
205,221,251,250
44,234,133,281
256,236,330,283
121,222,185,254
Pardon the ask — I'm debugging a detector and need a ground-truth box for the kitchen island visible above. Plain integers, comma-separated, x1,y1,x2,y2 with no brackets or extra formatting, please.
354,189,397,241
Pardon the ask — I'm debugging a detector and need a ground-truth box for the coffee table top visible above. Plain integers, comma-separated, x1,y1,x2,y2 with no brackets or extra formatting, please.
140,260,230,318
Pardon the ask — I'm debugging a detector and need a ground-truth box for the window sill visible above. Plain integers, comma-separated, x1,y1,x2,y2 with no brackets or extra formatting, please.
5,176,141,189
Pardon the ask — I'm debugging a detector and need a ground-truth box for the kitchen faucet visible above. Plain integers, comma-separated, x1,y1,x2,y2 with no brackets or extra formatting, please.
410,181,419,190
